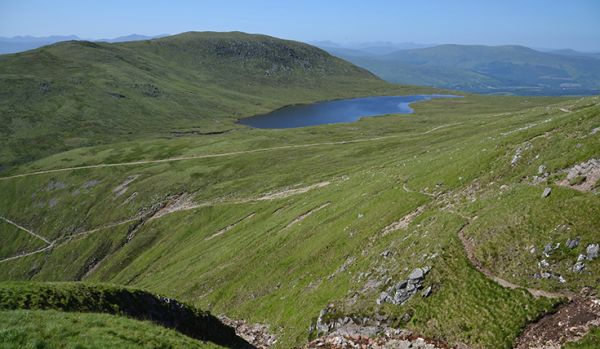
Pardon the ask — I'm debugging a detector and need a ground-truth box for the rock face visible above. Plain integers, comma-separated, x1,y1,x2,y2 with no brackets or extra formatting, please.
218,316,276,349
377,267,431,305
305,326,447,349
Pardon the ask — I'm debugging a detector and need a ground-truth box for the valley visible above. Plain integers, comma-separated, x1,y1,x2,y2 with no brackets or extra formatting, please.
0,31,598,349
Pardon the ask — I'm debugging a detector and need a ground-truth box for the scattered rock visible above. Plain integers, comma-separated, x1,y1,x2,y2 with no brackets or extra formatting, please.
81,179,100,189
39,82,51,93
421,286,432,298
558,158,600,192
408,268,425,281
541,187,552,198
511,147,523,166
538,165,546,175
108,92,126,99
328,256,356,280
566,238,580,249
587,244,599,260
46,181,66,191
48,198,59,208
572,262,586,273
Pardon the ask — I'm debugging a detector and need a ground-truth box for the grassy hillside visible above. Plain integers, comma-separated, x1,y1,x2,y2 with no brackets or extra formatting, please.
0,310,225,348
330,44,600,95
0,282,252,348
2,90,598,348
0,31,435,169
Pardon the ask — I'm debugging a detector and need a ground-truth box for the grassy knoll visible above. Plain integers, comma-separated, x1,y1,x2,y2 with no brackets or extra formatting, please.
0,282,251,348
1,91,596,348
0,310,225,348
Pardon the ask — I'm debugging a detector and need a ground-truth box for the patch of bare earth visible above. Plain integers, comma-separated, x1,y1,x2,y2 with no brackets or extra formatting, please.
381,205,425,236
285,202,330,229
113,174,140,197
557,158,600,192
150,193,198,219
256,181,330,200
515,291,600,349
205,213,256,240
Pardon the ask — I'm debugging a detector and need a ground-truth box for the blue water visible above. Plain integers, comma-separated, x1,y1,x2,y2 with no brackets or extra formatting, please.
237,94,460,129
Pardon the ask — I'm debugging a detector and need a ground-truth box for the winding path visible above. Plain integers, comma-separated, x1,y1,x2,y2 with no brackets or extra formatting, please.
0,179,337,263
457,225,568,299
0,123,461,181
1,216,51,244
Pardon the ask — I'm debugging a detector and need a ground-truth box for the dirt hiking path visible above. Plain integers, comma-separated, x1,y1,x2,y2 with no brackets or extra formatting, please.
0,124,461,181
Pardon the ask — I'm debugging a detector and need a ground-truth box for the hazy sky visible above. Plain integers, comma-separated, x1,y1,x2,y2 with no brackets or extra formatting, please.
2,0,599,51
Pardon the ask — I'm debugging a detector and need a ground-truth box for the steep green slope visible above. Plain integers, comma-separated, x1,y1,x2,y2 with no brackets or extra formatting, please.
2,92,597,348
0,282,252,348
0,310,225,348
0,31,431,169
332,44,600,94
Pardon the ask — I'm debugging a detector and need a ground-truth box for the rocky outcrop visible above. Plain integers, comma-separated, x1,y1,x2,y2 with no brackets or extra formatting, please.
377,267,431,305
305,325,449,349
218,316,276,349
573,243,600,273
558,158,600,192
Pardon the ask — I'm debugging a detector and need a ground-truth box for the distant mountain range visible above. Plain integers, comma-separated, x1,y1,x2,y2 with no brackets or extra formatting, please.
316,43,600,95
3,36,599,96
0,34,167,54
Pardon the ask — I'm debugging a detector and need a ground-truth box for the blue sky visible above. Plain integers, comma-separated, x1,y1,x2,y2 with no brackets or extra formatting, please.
1,0,599,51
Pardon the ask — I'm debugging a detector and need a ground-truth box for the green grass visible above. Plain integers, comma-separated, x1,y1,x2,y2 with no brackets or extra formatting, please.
0,222,46,260
2,93,595,348
0,310,224,349
0,282,251,348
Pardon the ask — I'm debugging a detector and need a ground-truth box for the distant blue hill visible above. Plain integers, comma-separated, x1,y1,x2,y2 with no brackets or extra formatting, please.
0,34,167,54
321,43,600,95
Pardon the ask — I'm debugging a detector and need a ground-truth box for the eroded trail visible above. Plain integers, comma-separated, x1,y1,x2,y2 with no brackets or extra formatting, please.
457,226,567,300
0,179,335,263
0,123,461,181
454,214,600,349
1,216,51,244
